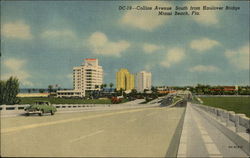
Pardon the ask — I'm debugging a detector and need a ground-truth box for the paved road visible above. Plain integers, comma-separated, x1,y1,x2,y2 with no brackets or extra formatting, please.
178,103,248,157
1,106,185,157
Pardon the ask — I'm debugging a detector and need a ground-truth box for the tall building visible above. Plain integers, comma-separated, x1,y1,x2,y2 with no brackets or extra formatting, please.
57,58,103,98
135,71,152,92
73,58,103,92
116,68,134,91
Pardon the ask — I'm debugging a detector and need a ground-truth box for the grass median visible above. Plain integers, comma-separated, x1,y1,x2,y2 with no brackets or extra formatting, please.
199,97,250,117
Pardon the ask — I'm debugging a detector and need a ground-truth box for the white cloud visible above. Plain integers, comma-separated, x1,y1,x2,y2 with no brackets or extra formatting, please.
120,1,172,31
186,1,222,26
225,44,249,70
1,21,33,40
41,29,76,39
143,43,161,53
87,32,130,57
190,38,220,52
4,58,26,71
3,58,33,86
40,29,81,49
160,47,185,67
144,63,155,71
189,65,220,72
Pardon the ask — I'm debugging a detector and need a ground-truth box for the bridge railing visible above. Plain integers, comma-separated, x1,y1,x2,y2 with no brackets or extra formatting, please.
0,104,111,111
0,103,154,112
193,103,250,133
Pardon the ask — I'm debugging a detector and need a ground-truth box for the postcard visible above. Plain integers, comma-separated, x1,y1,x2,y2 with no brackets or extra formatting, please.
0,0,249,157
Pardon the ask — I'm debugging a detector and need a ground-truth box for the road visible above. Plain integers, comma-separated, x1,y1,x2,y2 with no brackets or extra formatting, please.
1,105,185,157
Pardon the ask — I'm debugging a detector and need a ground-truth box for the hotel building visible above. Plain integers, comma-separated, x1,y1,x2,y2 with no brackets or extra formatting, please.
135,71,152,92
116,68,134,91
57,58,103,98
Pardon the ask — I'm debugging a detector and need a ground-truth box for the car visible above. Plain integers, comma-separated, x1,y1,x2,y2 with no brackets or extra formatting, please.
24,101,57,116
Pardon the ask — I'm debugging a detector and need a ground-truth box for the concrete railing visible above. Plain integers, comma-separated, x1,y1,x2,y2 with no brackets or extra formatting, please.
0,103,152,112
0,104,111,111
0,104,30,111
193,104,250,133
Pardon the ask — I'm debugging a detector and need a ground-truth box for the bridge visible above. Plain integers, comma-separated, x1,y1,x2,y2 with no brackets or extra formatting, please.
1,93,249,157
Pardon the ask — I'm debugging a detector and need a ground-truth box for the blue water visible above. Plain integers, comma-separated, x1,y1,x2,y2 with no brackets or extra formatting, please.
19,89,70,93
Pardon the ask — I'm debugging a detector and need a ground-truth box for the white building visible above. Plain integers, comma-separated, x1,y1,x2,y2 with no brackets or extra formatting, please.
135,71,152,92
57,58,103,98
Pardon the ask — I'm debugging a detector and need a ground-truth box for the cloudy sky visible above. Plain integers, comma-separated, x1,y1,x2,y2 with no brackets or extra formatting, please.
1,1,249,88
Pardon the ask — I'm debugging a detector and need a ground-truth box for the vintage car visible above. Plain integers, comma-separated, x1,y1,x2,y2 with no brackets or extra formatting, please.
24,101,57,116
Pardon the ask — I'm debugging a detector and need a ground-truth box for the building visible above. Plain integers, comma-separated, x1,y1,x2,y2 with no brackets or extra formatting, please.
57,58,103,98
116,68,134,91
155,86,176,94
57,90,83,98
135,71,152,92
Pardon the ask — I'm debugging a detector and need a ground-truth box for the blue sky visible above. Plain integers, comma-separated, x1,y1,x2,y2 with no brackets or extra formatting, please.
1,1,249,88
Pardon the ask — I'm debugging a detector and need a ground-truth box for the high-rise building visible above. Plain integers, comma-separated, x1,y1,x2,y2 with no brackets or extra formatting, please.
135,71,152,92
57,58,103,98
116,68,134,91
73,58,103,92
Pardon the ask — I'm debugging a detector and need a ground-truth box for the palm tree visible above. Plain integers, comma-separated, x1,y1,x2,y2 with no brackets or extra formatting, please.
100,84,104,91
102,84,107,92
109,83,114,92
48,85,53,94
103,84,107,88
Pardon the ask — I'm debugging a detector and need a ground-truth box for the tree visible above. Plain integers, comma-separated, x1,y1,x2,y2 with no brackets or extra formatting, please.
95,85,99,90
109,83,114,92
0,80,6,105
0,77,20,105
100,84,104,90
129,89,137,100
131,89,137,95
103,84,107,89
151,86,157,93
48,85,53,94
118,88,124,96
39,89,45,93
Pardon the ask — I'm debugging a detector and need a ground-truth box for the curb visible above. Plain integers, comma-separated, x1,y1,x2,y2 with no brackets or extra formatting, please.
165,105,187,157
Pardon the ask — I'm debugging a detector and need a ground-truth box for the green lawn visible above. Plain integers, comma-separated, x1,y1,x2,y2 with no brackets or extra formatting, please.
19,97,112,104
199,97,250,117
173,96,182,105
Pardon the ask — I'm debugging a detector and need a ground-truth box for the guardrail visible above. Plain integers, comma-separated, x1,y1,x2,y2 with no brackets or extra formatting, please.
193,104,250,133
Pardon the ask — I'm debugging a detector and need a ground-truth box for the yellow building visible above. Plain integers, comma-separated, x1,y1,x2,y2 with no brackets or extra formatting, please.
116,68,134,91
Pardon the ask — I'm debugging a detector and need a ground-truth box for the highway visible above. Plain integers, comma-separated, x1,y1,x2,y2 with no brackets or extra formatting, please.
1,105,185,157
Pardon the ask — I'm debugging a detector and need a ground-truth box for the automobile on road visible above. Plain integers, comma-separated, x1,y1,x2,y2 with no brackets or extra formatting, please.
24,101,57,116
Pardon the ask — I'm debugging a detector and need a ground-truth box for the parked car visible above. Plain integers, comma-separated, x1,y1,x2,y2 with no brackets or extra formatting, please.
24,101,57,116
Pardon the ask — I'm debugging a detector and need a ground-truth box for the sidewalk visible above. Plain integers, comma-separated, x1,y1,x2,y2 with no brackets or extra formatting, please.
177,103,248,157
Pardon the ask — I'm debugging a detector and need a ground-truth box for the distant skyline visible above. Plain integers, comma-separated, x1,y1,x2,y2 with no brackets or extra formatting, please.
1,1,249,88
